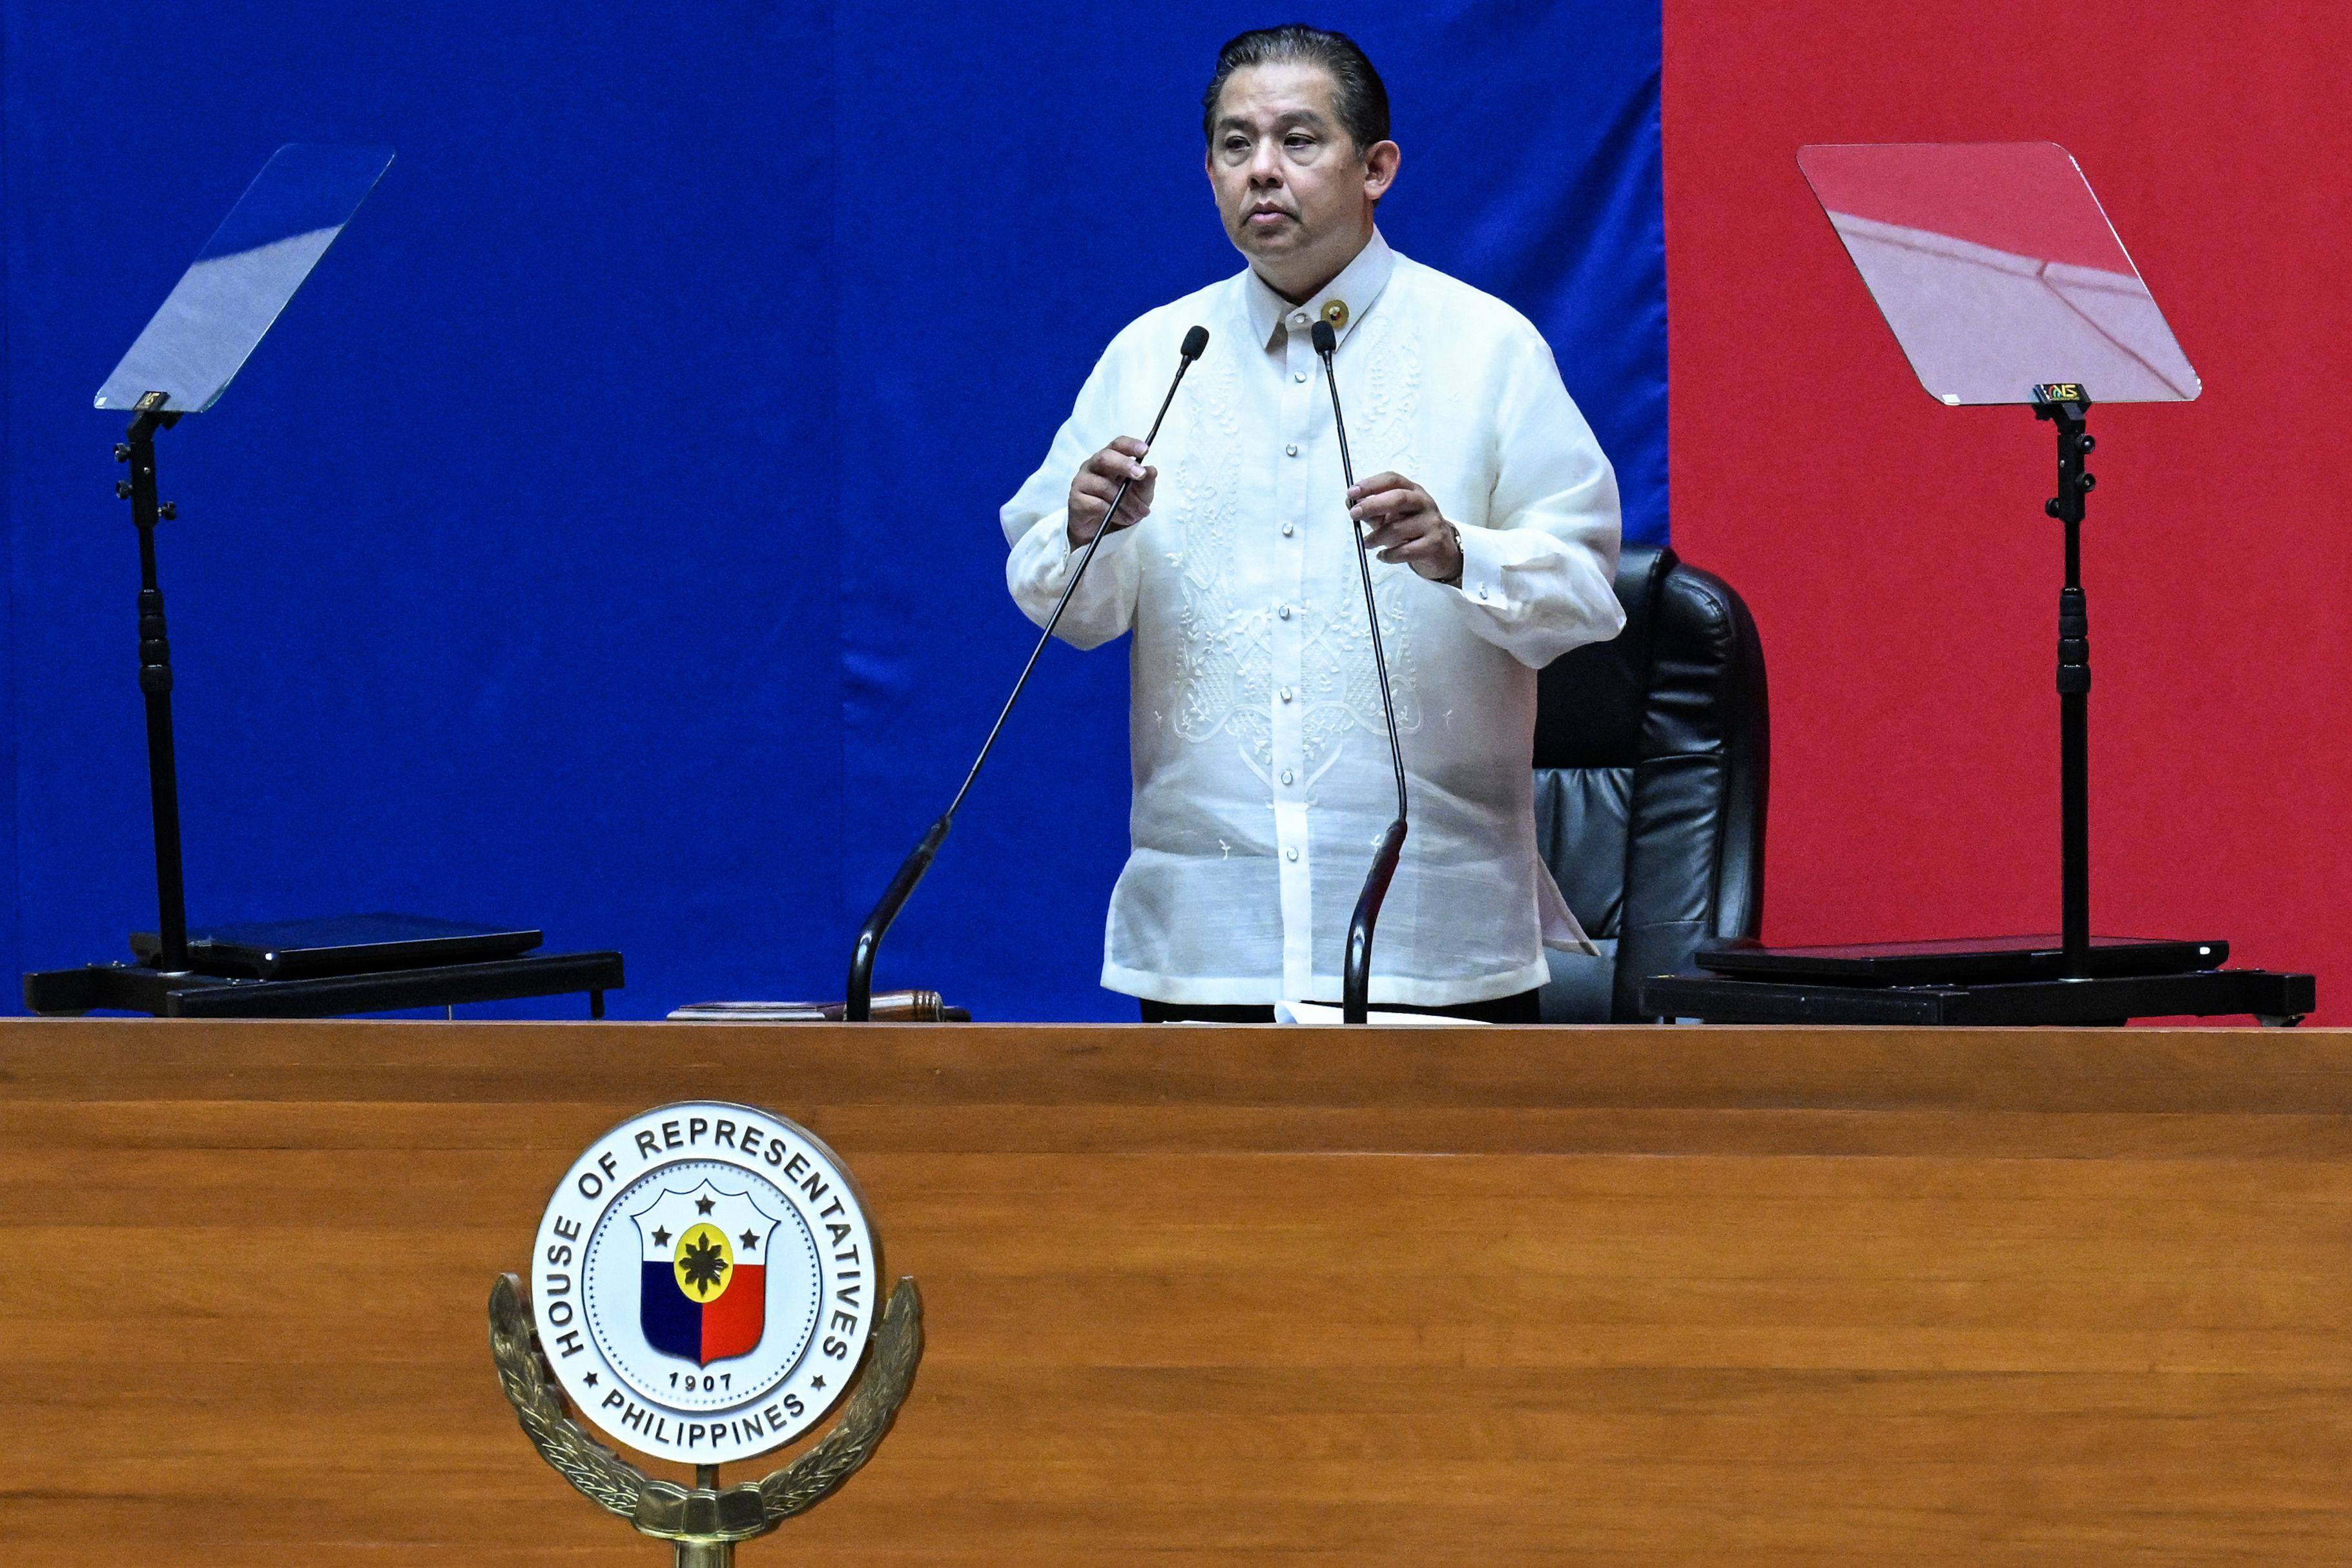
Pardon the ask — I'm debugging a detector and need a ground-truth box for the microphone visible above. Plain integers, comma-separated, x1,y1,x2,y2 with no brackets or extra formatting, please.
1311,316,1410,1025
845,325,1211,1020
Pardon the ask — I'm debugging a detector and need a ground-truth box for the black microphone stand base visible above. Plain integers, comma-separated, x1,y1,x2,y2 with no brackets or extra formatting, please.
1638,965,2313,1028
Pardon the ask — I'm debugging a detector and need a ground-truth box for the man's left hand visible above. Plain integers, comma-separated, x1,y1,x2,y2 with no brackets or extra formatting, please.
1348,472,1463,583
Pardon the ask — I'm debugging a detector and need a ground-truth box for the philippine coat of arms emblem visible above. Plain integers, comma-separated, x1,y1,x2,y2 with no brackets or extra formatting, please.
631,1180,783,1368
490,1100,922,1566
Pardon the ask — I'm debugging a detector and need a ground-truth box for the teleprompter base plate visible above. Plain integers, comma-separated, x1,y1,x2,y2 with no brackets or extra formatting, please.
1638,966,2315,1027
1697,934,2226,986
23,950,623,1019
128,913,544,980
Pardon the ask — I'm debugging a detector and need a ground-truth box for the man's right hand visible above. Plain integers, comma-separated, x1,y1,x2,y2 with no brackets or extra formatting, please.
1068,437,1156,548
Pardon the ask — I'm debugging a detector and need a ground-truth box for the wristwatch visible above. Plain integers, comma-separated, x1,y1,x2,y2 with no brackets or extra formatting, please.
1438,522,1463,588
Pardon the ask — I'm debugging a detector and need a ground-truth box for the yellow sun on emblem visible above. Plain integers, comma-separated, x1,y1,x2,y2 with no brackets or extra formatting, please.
673,1221,734,1302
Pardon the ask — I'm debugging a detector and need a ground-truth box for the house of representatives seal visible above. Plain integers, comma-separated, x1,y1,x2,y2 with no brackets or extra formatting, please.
491,1100,921,1567
532,1101,877,1463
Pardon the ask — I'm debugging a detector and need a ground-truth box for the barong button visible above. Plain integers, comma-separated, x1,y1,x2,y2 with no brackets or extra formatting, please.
1286,847,1300,861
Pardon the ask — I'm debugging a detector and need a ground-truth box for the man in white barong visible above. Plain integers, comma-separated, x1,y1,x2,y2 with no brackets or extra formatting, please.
1002,24,1625,1022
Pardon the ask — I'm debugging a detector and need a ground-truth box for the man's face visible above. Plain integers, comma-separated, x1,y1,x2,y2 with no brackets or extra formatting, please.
1205,62,1396,287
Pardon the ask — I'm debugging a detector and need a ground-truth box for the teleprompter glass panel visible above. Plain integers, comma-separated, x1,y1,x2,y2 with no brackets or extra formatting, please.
96,143,394,413
1797,141,2197,406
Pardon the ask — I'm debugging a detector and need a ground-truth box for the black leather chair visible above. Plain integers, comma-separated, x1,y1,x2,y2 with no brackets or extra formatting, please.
1533,546,1768,1022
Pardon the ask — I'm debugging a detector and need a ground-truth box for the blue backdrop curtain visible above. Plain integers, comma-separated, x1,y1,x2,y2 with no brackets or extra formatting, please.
0,2,1662,1019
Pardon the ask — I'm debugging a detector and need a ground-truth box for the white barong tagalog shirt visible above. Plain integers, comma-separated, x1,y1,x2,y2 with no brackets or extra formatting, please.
1002,232,1625,1007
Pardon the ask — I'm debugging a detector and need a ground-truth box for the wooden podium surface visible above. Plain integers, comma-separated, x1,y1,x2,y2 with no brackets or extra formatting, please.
3,1018,2349,1565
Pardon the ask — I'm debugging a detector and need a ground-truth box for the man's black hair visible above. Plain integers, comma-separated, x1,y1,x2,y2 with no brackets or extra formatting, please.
1202,25,1390,152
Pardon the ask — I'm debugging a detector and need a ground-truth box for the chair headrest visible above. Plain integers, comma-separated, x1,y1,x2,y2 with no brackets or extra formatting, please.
1533,544,1674,770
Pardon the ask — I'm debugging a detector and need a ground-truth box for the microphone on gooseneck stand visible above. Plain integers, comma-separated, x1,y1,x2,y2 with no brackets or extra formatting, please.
1310,317,1410,1026
845,325,1212,1021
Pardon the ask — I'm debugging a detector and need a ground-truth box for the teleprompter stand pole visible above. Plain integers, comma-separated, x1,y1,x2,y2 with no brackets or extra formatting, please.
1639,380,2314,1025
118,390,191,973
20,389,623,1019
2036,385,2096,980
